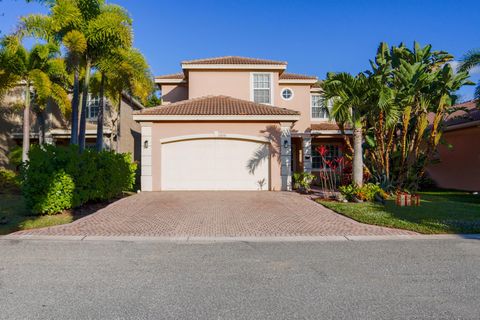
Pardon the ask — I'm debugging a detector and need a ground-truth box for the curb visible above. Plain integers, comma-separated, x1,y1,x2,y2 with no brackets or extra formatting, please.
1,234,480,243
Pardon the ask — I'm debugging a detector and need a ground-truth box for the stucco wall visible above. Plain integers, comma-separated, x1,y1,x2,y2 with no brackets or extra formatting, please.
118,98,141,163
162,84,188,104
427,126,480,191
148,121,282,191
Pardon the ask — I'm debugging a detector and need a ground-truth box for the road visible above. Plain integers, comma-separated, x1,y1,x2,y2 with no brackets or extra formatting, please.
0,238,479,319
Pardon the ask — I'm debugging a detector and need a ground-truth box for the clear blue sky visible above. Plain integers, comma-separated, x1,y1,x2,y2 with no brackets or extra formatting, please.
1,0,479,100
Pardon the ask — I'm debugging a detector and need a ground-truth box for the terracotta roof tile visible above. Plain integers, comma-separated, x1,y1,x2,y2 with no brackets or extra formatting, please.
310,123,351,131
445,100,480,126
182,56,287,65
155,72,185,80
135,95,300,116
280,72,317,80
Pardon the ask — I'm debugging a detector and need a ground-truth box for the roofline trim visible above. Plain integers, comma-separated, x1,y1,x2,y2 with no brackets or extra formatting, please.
154,78,186,84
445,119,480,131
133,114,300,122
279,79,318,84
310,130,353,135
181,64,287,70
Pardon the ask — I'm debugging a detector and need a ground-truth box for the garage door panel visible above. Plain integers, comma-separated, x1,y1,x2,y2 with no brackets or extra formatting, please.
161,138,269,190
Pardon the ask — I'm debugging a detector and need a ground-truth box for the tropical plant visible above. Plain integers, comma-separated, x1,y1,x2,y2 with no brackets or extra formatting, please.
0,35,69,162
321,72,372,187
21,0,134,152
459,49,480,106
293,172,316,193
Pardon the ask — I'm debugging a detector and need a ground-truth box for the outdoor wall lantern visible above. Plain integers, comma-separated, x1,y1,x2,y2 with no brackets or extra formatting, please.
283,140,288,148
144,140,149,149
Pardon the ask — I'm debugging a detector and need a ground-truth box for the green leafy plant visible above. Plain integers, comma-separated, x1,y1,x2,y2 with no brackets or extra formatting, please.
0,168,21,194
20,144,136,215
293,172,316,193
339,183,387,202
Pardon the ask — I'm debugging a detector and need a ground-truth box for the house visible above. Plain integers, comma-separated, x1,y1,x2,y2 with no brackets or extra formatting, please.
427,100,480,191
0,85,144,168
133,56,349,191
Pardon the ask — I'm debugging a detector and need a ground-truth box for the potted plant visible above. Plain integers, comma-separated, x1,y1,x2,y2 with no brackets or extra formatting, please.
293,172,316,194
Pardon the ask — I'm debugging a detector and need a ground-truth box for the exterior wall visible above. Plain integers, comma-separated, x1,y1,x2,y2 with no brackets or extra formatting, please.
276,84,312,132
148,121,283,191
161,84,188,104
427,126,480,191
118,98,142,163
188,70,280,102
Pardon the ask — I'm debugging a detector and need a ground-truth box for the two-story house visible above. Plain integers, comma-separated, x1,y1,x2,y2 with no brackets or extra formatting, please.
133,56,349,191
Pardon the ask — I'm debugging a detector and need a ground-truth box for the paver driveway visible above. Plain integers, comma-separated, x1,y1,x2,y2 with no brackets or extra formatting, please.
14,192,416,237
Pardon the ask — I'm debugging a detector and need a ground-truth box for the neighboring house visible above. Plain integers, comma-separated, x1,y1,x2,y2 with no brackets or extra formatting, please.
427,100,480,191
0,85,144,169
133,56,349,191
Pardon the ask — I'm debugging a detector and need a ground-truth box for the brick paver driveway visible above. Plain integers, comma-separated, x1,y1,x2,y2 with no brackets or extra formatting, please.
15,192,416,237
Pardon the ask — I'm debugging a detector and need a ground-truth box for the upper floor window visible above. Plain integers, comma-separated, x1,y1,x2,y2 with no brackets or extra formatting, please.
311,94,329,120
87,96,100,119
252,73,272,104
281,88,294,101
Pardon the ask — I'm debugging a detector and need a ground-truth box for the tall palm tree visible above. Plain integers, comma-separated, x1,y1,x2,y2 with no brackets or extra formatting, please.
459,49,480,105
91,47,153,151
321,72,372,186
21,0,133,152
0,36,69,162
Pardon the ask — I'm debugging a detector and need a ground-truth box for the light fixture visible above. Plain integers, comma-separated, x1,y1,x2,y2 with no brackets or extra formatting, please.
144,140,149,149
283,140,288,148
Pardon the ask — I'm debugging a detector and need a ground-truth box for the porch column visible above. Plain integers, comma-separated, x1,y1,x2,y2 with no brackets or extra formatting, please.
280,122,292,191
140,122,153,191
302,135,312,173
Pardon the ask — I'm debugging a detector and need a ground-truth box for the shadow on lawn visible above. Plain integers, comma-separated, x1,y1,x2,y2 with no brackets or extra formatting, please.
383,191,480,234
0,193,123,235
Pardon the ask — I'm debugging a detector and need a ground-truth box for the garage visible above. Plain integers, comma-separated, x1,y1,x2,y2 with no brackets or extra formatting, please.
161,137,270,190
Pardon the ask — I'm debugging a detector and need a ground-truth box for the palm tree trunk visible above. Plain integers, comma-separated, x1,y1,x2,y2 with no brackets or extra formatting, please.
70,65,80,145
79,58,91,152
352,126,363,187
38,110,45,145
96,73,105,152
22,85,31,163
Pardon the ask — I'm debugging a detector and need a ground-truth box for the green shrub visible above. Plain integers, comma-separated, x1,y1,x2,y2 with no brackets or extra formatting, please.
293,172,316,192
0,168,21,194
339,183,387,202
21,145,137,215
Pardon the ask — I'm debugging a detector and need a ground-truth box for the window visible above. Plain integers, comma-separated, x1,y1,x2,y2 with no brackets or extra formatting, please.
312,144,341,170
87,96,100,119
252,73,272,104
281,88,293,101
311,95,329,119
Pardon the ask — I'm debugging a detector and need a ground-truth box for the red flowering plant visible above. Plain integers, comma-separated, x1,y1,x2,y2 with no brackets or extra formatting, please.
316,145,344,198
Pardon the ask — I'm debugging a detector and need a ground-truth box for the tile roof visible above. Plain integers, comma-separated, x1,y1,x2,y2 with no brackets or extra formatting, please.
182,56,287,65
135,95,300,116
280,72,317,80
310,123,351,131
444,100,480,127
155,72,185,80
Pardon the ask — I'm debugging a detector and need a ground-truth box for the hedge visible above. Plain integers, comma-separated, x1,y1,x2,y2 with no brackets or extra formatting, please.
21,145,137,215
0,168,21,194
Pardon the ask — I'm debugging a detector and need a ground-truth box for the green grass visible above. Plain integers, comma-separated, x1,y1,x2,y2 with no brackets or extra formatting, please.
0,194,73,235
318,191,480,234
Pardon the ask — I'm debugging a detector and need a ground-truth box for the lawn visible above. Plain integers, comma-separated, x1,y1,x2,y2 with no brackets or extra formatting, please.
0,194,74,235
318,191,480,234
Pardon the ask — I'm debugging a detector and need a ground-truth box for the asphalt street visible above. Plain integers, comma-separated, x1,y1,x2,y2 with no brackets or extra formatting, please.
0,238,479,319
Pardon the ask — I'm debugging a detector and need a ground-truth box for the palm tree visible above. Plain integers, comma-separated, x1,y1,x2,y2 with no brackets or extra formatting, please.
0,36,69,162
321,72,372,186
459,49,480,105
91,47,153,151
21,0,133,152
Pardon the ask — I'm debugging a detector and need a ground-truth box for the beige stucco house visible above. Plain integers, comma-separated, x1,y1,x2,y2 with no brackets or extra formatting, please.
134,56,349,191
0,86,144,168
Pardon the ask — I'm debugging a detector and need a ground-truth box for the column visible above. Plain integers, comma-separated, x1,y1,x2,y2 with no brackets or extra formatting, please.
302,135,312,173
140,122,153,191
280,122,292,191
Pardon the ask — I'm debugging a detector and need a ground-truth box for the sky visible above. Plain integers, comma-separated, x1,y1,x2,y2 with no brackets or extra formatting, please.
1,0,479,100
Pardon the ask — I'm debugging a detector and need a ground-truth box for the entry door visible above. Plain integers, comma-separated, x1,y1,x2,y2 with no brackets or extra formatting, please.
161,138,270,190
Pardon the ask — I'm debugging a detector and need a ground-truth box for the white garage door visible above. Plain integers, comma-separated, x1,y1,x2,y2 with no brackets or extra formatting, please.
161,138,270,190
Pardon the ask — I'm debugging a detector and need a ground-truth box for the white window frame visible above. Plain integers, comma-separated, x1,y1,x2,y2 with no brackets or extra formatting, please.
311,94,330,120
86,95,100,120
250,72,274,105
280,87,294,101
